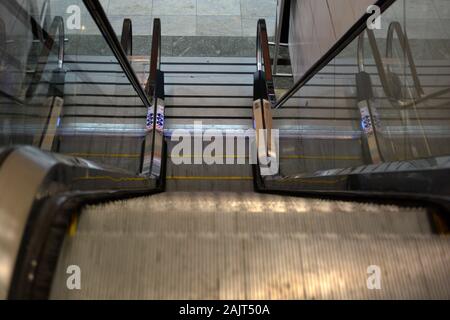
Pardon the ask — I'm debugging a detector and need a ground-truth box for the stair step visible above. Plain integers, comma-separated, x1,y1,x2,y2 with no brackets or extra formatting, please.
75,192,431,235
50,231,450,299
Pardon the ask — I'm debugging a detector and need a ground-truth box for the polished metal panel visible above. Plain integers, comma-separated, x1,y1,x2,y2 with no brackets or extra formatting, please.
0,149,56,299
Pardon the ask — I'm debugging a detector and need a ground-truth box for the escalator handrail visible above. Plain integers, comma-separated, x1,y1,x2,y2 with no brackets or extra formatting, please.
256,19,272,83
120,18,133,56
256,19,276,106
145,18,161,99
2,146,162,299
274,0,396,109
83,0,153,111
142,18,164,179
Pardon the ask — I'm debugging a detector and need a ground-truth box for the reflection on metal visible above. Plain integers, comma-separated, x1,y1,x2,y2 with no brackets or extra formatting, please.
253,71,278,175
355,42,383,164
0,148,56,299
142,19,164,179
1,147,159,299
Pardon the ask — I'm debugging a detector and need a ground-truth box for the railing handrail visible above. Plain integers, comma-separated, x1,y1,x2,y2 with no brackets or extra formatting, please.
146,18,161,99
256,19,276,106
83,0,153,111
257,19,272,81
274,0,396,109
144,18,163,178
120,18,133,56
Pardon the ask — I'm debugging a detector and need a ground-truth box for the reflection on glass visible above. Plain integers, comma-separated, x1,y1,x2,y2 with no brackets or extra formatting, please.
275,0,450,178
0,0,150,174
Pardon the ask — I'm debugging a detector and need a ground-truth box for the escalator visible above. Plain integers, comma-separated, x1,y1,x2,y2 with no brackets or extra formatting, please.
1,0,450,300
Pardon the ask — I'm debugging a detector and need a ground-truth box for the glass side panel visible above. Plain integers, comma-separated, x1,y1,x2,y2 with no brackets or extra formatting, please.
274,0,450,178
0,0,150,174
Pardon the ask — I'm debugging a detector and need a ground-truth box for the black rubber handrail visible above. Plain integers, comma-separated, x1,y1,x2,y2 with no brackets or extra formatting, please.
83,0,153,111
256,19,276,107
120,18,133,56
275,0,396,109
4,146,165,299
145,18,161,99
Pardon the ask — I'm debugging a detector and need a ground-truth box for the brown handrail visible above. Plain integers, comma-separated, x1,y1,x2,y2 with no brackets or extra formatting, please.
146,18,161,99
120,18,133,56
256,19,276,106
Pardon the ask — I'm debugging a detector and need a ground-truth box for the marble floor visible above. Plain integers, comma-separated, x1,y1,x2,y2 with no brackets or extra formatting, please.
99,0,277,37
44,0,450,58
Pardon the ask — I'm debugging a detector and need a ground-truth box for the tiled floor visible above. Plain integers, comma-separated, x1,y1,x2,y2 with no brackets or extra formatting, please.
99,0,277,37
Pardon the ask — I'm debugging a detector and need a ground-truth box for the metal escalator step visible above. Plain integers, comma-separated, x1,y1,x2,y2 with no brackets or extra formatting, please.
50,232,450,299
73,192,432,236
